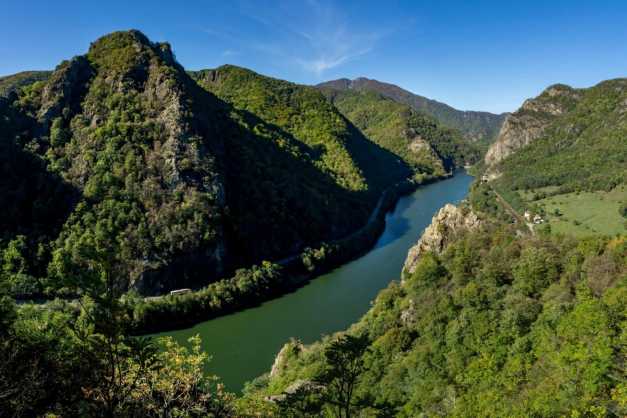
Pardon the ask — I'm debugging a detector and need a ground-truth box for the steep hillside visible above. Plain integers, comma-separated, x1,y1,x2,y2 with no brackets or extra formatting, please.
248,194,626,417
0,70,51,97
318,77,507,144
0,31,411,297
245,78,627,416
190,65,414,268
484,84,583,167
318,86,481,178
2,31,229,296
486,79,627,193
189,65,409,192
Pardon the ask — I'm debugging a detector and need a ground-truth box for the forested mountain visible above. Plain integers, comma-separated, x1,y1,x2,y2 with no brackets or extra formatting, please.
486,79,627,192
317,85,481,178
189,65,410,193
0,29,486,417
243,79,627,416
3,28,624,418
482,79,627,237
0,31,418,298
318,77,507,144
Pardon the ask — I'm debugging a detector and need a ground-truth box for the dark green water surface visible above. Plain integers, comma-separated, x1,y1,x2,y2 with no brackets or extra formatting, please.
158,172,473,392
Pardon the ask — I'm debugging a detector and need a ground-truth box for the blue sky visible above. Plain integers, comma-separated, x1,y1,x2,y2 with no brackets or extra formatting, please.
1,0,626,113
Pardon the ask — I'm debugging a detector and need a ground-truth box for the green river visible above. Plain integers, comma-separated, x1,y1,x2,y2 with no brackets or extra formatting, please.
158,171,473,392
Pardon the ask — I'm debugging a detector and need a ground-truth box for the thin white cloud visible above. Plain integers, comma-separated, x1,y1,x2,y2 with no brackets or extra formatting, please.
296,47,373,75
207,0,387,77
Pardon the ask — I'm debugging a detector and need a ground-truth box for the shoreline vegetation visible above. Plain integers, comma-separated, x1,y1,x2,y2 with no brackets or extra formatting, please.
14,171,454,335
129,172,454,334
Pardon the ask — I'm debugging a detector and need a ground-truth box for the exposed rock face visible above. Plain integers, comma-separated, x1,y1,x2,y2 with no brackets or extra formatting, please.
270,340,304,378
407,135,430,153
403,204,481,275
37,56,94,131
484,84,582,167
265,380,325,403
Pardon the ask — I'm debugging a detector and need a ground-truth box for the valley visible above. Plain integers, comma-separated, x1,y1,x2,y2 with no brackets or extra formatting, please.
156,171,473,391
1,20,625,418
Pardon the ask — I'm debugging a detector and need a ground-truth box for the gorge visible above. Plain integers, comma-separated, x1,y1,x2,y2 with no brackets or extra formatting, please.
157,171,474,391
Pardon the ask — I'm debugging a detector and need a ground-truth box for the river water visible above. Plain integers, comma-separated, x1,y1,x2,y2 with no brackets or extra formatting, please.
158,171,473,392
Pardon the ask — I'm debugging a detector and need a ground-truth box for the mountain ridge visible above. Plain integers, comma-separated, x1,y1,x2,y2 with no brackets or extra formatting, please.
0,31,423,298
318,76,507,143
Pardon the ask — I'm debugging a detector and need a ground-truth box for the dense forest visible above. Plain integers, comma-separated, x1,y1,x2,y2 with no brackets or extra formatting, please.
245,188,626,417
317,77,507,145
239,79,627,415
0,31,465,300
490,79,627,195
1,28,625,418
318,86,481,178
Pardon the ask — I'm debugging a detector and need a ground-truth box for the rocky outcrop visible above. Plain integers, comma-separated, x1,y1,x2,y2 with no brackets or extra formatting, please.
37,56,94,131
265,380,325,403
484,84,582,167
406,134,446,174
403,203,482,275
270,340,304,378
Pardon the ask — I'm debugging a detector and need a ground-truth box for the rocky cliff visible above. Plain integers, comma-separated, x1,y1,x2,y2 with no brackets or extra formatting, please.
484,84,582,167
403,203,482,275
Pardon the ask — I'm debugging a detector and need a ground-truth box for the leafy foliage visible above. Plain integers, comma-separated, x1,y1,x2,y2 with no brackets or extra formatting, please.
320,87,481,177
254,223,626,417
317,77,507,144
1,32,415,298
0,251,236,417
493,79,627,194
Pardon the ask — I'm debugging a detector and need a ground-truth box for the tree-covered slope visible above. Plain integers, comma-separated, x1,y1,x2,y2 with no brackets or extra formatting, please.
244,80,627,416
0,31,412,297
1,31,229,296
318,77,507,144
253,220,625,417
190,65,410,192
489,79,627,193
0,70,51,97
318,86,481,178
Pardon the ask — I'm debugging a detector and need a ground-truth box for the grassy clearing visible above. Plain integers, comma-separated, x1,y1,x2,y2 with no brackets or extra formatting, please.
524,185,627,237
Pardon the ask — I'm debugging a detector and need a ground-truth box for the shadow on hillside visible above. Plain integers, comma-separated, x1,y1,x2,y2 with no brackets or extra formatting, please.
341,116,411,192
139,73,413,293
0,99,79,243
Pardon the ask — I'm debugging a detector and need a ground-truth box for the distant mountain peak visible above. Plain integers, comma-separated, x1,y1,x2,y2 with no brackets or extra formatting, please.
317,77,507,143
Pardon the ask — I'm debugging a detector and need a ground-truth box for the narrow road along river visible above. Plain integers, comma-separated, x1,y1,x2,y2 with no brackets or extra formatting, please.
157,171,473,392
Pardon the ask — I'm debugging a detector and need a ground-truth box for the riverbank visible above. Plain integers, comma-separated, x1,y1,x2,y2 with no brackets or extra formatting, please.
158,171,474,391
129,175,435,335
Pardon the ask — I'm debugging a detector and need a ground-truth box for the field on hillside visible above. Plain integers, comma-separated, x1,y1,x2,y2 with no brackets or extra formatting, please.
521,185,627,237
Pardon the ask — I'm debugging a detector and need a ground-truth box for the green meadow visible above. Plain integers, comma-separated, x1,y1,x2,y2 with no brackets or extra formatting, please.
526,185,627,237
